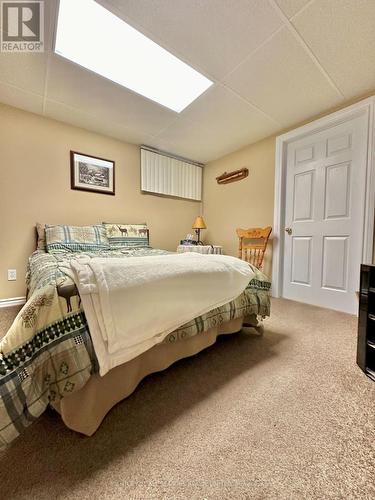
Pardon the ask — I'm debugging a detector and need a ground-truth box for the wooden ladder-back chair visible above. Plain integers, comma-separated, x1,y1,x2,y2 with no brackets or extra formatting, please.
236,226,272,269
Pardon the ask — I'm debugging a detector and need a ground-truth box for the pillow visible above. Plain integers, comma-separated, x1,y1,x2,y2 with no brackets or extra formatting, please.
103,223,149,248
35,222,46,251
45,224,110,252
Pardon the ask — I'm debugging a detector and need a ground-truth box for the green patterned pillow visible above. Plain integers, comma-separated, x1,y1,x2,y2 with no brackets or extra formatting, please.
45,225,110,252
103,223,149,248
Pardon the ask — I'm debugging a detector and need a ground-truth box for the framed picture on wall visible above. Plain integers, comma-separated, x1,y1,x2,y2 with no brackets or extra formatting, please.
70,151,115,195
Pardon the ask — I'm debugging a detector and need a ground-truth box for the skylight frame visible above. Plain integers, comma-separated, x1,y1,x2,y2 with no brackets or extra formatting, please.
54,0,214,113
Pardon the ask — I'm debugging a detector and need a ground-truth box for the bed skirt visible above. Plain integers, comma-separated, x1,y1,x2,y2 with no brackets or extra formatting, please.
52,316,247,436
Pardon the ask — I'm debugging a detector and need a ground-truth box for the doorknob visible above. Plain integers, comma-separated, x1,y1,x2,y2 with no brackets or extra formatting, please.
285,227,292,235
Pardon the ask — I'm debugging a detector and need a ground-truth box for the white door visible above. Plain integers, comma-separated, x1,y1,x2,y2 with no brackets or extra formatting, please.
282,113,368,314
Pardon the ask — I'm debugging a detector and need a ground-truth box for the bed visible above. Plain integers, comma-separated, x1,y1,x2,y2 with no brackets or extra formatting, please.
0,228,271,446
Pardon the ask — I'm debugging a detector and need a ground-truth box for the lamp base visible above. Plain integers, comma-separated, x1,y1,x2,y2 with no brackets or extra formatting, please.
195,228,203,245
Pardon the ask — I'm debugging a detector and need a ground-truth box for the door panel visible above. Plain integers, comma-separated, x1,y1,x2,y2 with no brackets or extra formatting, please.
293,171,314,221
321,236,348,291
282,113,368,314
324,162,350,219
295,144,315,164
291,237,312,285
327,133,351,156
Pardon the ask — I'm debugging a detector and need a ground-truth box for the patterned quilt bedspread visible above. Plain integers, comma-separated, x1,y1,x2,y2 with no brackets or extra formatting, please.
0,247,271,446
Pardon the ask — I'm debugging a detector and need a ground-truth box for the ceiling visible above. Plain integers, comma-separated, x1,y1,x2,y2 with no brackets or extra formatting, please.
1,0,375,163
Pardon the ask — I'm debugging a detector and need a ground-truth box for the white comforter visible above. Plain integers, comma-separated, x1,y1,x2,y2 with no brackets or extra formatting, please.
71,253,254,375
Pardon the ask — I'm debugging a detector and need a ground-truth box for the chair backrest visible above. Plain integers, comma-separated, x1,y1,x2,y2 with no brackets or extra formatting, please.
236,226,272,268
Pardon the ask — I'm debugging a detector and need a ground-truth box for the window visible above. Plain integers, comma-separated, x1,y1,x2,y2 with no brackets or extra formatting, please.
55,0,213,113
141,147,202,201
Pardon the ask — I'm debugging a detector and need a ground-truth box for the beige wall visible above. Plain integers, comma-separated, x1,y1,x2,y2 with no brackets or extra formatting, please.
202,136,275,277
0,104,201,299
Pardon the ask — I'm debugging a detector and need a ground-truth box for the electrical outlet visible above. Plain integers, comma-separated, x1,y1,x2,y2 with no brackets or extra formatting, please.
7,269,16,281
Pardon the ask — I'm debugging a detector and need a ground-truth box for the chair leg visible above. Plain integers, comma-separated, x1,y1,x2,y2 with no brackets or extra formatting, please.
253,322,264,336
241,314,264,336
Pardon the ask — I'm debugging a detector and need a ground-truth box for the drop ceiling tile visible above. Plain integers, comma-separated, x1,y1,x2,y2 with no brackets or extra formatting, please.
46,55,177,137
156,87,280,163
104,0,283,79
44,99,154,145
147,132,232,164
145,137,181,156
147,138,210,163
181,83,279,132
0,51,47,95
292,0,375,98
274,0,311,18
0,83,44,114
224,27,343,127
166,135,240,162
154,117,226,162
172,135,252,164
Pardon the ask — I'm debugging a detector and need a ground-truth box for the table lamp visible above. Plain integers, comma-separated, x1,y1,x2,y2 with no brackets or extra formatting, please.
192,216,206,244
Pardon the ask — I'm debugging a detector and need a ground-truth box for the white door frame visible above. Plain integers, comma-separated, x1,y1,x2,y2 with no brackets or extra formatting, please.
272,96,375,299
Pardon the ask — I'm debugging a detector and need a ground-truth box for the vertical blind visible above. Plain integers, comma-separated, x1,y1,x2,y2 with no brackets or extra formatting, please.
141,147,202,201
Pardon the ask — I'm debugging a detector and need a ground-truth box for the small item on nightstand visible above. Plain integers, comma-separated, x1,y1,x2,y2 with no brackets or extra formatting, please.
180,239,197,245
180,234,197,245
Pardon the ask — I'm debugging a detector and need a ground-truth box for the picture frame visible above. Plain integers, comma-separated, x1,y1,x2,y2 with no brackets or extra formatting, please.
70,151,115,195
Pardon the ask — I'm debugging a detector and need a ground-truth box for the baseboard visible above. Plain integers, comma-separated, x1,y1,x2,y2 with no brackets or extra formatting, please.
0,297,26,308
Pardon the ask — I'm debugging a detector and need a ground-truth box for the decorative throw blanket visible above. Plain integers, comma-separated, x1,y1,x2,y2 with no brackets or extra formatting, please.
71,253,254,375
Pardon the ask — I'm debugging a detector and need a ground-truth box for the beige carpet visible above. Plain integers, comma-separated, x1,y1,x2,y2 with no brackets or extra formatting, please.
0,305,22,337
0,298,374,500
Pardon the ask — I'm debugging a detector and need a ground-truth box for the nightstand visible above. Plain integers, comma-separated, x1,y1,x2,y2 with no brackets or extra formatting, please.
177,245,223,255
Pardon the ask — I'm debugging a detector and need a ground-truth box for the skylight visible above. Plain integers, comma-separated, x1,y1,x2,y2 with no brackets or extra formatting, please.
55,0,213,113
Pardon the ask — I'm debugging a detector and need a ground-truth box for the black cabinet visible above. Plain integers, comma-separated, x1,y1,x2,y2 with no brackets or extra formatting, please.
357,264,375,381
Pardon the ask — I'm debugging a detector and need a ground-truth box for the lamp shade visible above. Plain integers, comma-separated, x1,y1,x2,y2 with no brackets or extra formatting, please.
192,216,207,230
